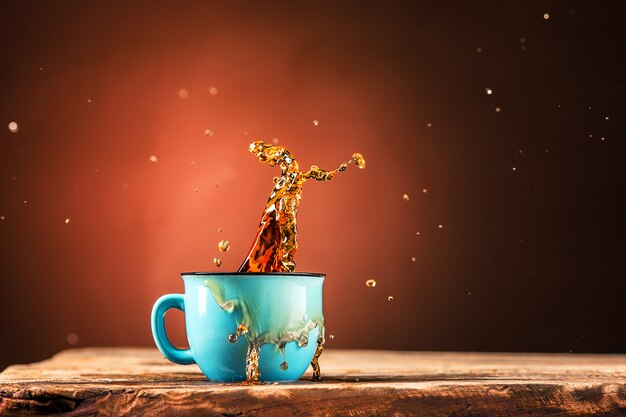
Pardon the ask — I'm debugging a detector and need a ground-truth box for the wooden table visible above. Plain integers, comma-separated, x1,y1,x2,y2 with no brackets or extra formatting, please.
1,348,626,416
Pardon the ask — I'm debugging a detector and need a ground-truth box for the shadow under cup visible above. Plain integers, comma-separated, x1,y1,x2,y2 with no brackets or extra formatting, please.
151,272,325,382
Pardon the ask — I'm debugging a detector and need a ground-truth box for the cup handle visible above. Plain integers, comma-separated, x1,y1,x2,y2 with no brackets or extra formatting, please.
151,294,195,365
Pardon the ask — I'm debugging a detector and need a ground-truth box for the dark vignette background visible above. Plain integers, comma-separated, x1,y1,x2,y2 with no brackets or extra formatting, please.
1,1,625,371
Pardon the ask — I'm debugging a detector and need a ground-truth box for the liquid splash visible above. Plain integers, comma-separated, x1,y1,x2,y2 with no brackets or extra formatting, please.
238,141,364,273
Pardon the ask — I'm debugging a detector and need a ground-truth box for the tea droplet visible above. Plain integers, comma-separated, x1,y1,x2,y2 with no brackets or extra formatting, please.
237,323,248,335
329,334,335,339
422,188,428,193
280,361,289,371
66,333,79,345
495,107,502,113
312,120,319,126
352,153,366,169
485,87,493,95
438,224,444,229
149,155,158,163
204,129,214,137
366,279,376,287
8,122,18,133
209,86,218,95
194,188,199,193
213,257,222,267
387,296,394,302
402,194,410,201
227,333,238,343
543,12,550,20
218,240,230,252
217,227,223,233
65,218,71,224
0,215,5,220
411,257,416,262
177,88,189,99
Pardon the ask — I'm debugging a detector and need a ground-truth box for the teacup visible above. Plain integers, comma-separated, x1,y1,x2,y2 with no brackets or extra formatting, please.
151,272,324,382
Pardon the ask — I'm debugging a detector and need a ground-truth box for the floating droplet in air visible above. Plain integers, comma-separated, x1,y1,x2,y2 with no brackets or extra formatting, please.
213,257,222,267
411,257,416,262
218,240,230,252
228,333,238,343
237,323,248,335
177,88,189,99
217,227,223,233
312,120,319,126
8,122,18,133
543,13,550,20
352,153,366,169
67,333,79,345
387,296,394,302
329,334,335,339
204,129,214,137
65,218,70,224
209,86,218,95
485,87,493,95
149,155,158,163
366,279,376,287
402,194,410,201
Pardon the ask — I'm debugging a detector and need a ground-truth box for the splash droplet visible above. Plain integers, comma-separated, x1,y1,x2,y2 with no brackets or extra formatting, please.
495,107,502,113
426,122,433,127
67,333,79,345
387,296,394,302
422,188,428,193
237,323,248,335
213,257,222,267
218,240,230,252
228,333,238,343
543,13,550,20
217,227,223,233
280,361,289,371
149,155,158,163
485,87,493,95
65,218,70,224
329,334,335,339
476,47,483,53
438,224,444,229
402,194,410,201
209,86,218,95
0,215,5,220
352,153,366,169
194,188,199,193
366,279,376,287
177,88,189,99
204,129,214,137
8,122,18,133
272,137,279,144
411,257,416,262
312,120,319,126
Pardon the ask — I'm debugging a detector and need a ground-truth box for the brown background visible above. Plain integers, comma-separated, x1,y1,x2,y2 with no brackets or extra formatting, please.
1,1,625,371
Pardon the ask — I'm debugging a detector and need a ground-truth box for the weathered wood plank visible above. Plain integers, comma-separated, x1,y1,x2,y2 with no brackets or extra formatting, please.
1,348,626,416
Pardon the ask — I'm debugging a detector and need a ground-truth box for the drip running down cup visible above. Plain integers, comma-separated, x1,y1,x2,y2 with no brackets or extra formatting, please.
151,272,325,382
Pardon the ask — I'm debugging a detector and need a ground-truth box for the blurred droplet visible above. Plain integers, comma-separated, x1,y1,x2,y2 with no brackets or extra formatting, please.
272,137,279,144
312,119,319,126
228,333,238,343
0,215,5,220
237,323,248,334
416,231,421,235
194,188,199,193
402,194,410,201
422,188,428,193
476,47,483,53
67,333,79,345
87,98,92,103
209,86,218,95
149,155,158,163
122,183,130,190
485,87,493,95
352,153,366,169
366,279,376,287
218,240,230,252
177,88,189,99
438,224,444,229
280,361,289,371
520,37,526,43
213,257,222,267
329,334,335,339
204,129,214,137
65,218,70,224
605,116,609,120
217,227,223,233
190,160,197,166
512,167,517,171
8,122,18,133
387,296,394,302
495,107,502,112
411,257,416,262
426,122,432,127
543,13,550,20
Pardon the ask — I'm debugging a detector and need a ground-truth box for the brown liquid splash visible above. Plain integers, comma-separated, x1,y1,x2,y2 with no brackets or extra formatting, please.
238,140,364,273
222,141,364,382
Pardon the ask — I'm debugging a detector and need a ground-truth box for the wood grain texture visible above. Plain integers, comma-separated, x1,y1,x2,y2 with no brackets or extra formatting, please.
2,348,626,416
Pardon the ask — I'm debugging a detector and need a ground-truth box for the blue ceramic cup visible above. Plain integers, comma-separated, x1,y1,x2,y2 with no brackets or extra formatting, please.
151,272,325,382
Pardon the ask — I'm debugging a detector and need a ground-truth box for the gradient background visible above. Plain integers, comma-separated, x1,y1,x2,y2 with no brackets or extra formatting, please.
1,1,625,371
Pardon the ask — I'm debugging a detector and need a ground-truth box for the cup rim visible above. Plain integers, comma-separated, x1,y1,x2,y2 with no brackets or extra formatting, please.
181,271,325,278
